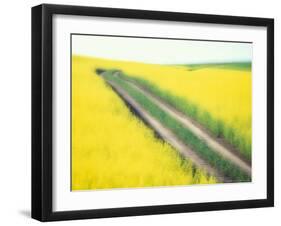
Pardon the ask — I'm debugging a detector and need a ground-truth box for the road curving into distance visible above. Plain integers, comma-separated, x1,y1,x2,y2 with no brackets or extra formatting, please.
99,70,251,183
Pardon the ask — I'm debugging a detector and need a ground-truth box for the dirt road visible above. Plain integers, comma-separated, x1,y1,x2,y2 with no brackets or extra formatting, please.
106,79,228,182
118,75,251,176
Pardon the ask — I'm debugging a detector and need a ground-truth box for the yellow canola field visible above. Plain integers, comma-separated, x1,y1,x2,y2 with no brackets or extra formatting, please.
82,56,252,159
72,56,215,190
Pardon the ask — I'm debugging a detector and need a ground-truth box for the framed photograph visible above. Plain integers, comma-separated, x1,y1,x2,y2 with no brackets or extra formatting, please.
31,4,274,221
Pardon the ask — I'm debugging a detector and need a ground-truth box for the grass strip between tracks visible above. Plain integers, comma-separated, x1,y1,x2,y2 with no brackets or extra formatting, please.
103,71,250,182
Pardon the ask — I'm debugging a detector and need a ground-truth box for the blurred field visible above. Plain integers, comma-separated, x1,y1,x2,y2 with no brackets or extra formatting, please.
82,56,252,160
71,56,215,190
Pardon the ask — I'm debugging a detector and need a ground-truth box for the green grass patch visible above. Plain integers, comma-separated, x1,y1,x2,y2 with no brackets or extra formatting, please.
103,71,250,182
181,62,252,71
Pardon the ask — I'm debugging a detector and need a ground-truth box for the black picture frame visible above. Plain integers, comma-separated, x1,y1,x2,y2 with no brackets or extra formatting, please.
31,3,274,222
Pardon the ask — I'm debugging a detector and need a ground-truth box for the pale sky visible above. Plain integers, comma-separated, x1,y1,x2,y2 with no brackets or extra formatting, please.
72,34,252,64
